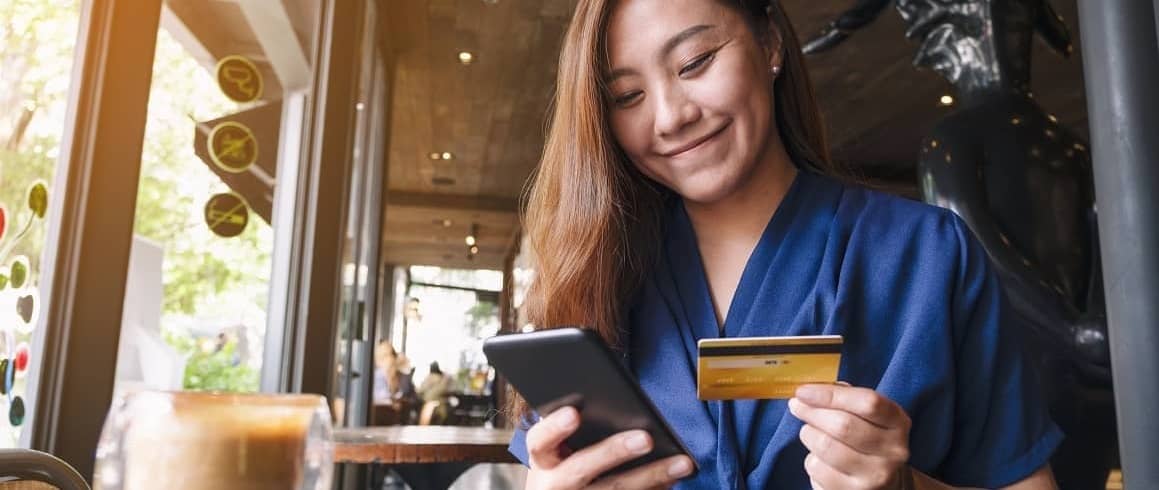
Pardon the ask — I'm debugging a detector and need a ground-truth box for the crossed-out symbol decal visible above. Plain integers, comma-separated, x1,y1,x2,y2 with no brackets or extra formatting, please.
204,192,249,238
215,55,263,103
209,121,258,174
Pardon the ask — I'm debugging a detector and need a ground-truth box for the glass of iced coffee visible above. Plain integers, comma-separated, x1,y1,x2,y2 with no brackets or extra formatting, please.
93,391,333,490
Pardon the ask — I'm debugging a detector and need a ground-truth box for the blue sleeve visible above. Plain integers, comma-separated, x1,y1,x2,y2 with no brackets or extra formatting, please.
508,412,540,467
509,427,531,467
938,216,1063,487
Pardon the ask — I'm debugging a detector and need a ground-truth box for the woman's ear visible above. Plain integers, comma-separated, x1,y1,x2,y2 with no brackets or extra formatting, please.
765,14,785,73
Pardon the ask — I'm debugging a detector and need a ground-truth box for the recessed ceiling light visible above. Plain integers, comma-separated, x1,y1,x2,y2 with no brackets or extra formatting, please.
442,219,453,227
939,95,954,106
458,52,474,65
429,152,442,160
470,245,480,255
442,152,454,160
465,235,477,246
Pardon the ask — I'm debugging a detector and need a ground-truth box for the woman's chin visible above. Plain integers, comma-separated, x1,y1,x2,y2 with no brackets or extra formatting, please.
670,177,742,206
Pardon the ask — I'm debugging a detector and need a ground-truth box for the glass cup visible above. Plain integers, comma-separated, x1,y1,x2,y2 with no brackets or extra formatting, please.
93,391,333,490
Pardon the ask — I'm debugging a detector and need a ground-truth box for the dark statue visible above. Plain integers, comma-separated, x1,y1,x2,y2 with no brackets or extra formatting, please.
803,1,1117,487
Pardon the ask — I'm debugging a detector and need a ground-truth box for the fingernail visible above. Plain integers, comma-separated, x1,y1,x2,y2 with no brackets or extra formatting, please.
668,458,692,478
787,397,804,416
804,453,820,471
554,408,578,429
796,385,824,405
625,432,651,454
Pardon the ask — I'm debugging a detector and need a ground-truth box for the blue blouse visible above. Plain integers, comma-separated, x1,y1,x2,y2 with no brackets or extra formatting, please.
509,171,1062,489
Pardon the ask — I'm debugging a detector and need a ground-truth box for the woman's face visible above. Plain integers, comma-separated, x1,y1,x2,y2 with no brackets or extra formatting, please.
605,0,780,204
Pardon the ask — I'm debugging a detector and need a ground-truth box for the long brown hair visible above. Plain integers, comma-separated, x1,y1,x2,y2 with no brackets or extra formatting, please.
513,0,835,422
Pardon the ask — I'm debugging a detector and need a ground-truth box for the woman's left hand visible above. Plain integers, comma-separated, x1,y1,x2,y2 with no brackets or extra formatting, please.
788,383,912,490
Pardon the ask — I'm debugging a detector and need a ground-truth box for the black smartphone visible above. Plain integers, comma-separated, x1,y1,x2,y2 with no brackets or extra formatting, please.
483,327,696,477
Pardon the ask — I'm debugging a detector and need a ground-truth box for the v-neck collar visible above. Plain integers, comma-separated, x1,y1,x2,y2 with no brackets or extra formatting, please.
643,170,847,487
668,170,809,339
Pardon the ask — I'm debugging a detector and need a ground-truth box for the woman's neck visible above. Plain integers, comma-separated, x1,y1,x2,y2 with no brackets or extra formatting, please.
683,142,797,248
682,136,798,328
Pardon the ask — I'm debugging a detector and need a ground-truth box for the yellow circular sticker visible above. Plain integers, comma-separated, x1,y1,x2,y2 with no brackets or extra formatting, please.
208,121,258,174
204,192,250,238
215,55,263,103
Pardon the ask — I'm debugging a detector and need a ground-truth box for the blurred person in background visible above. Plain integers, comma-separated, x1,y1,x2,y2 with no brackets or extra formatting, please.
373,341,415,403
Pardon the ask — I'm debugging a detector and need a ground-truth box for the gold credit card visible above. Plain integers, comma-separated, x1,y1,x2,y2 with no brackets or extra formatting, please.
697,335,843,400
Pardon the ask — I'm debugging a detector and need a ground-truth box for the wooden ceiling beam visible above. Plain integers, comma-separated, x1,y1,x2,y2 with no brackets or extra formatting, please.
380,224,512,244
385,191,520,213
384,249,506,271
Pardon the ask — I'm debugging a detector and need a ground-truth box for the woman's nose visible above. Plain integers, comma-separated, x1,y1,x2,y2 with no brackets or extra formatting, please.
653,85,702,138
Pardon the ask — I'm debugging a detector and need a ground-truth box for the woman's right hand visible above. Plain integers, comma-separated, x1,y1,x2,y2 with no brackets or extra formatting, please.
525,407,695,489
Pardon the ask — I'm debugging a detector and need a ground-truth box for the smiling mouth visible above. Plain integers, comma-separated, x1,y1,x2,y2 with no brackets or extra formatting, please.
659,121,731,158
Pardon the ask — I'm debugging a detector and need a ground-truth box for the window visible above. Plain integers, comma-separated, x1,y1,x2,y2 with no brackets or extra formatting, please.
0,0,82,447
113,3,317,396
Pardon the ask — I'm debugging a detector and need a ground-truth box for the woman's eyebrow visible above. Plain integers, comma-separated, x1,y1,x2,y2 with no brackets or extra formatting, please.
659,24,717,59
607,24,718,83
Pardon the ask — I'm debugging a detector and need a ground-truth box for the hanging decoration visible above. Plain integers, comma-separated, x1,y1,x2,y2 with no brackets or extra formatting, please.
0,181,50,430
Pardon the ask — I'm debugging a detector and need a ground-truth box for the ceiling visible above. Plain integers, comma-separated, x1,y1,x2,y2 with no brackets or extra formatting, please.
377,0,1091,271
168,0,1090,271
380,0,573,270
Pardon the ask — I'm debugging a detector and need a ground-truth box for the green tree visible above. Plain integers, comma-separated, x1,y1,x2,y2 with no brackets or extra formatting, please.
0,0,81,448
162,330,259,392
137,29,272,320
0,0,80,270
135,29,271,392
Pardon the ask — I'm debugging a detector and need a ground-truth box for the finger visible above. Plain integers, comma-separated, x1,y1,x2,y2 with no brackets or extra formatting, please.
590,455,695,490
526,406,580,469
799,424,901,486
804,453,855,490
794,384,908,429
806,451,904,490
799,423,876,474
789,398,907,459
554,430,656,487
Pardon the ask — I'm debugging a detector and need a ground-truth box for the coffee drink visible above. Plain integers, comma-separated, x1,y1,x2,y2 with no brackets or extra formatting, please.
96,392,333,490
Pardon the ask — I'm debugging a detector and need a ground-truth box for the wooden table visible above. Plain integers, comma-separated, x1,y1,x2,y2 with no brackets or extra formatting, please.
334,426,518,489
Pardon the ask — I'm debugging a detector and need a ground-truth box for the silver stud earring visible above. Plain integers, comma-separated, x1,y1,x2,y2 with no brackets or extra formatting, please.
771,65,781,76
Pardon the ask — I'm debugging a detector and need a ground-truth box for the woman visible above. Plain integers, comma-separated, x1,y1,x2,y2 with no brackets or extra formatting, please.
418,362,453,403
509,0,1061,488
373,341,415,403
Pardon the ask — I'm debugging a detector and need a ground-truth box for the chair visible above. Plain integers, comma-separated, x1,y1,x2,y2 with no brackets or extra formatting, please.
372,402,403,426
0,449,89,490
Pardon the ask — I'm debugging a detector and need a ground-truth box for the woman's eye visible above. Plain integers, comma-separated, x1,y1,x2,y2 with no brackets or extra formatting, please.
679,51,715,77
613,91,642,107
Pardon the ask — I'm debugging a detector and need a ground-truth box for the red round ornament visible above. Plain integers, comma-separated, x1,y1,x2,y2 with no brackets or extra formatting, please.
14,344,29,372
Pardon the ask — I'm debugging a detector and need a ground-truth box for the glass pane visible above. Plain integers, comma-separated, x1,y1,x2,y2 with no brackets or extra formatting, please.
114,3,317,396
400,269,502,407
0,0,82,447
